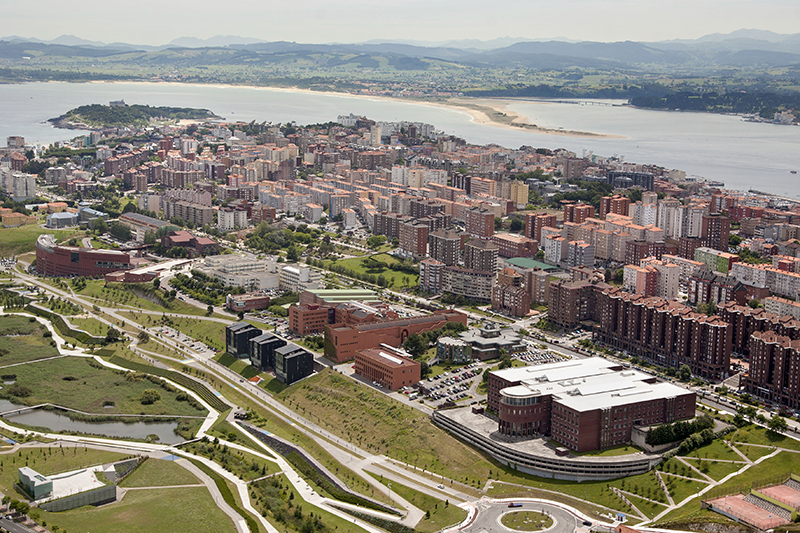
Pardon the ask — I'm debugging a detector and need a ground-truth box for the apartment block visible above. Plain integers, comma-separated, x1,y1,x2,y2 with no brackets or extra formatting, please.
464,239,499,273
465,207,495,239
429,229,462,266
491,233,538,258
525,213,557,242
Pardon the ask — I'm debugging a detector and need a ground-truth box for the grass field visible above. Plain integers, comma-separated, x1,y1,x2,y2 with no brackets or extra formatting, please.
323,253,419,288
77,280,216,316
486,482,623,522
0,315,44,336
368,474,467,533
0,447,130,496
0,333,61,367
69,316,111,337
119,457,201,488
0,357,207,417
656,450,800,525
612,471,668,504
663,474,707,504
0,225,78,257
685,439,744,462
624,492,669,519
122,312,231,352
277,370,494,483
733,443,776,461
42,486,236,533
576,444,643,457
501,510,553,531
725,425,800,451
681,458,742,481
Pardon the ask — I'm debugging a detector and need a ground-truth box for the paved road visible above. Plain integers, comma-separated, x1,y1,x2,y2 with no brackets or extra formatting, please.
463,499,581,533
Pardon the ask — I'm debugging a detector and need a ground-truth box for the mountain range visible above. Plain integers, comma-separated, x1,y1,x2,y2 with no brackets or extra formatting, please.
1,30,799,69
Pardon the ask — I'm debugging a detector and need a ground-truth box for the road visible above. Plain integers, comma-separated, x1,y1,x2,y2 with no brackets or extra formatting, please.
463,499,584,533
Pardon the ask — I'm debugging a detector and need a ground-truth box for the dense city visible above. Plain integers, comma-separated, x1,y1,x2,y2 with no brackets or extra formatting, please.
1,103,800,533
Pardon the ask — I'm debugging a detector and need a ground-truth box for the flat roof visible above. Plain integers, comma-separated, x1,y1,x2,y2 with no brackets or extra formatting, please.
505,257,558,271
494,358,690,412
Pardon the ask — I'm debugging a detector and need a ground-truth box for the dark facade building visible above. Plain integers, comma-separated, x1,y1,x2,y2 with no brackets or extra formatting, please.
274,344,314,385
548,277,610,329
608,171,654,191
249,332,286,370
719,302,800,356
226,322,262,358
463,239,499,273
35,234,132,278
429,229,462,266
745,331,800,410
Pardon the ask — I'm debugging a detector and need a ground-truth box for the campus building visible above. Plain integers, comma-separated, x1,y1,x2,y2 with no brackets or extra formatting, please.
35,234,132,278
226,291,272,313
226,322,262,358
354,346,421,390
323,310,468,363
487,358,695,452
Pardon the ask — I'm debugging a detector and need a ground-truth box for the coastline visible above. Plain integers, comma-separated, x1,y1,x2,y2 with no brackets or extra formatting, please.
81,79,623,139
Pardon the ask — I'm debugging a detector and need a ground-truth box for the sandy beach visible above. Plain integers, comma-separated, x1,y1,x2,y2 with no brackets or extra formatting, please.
86,80,623,138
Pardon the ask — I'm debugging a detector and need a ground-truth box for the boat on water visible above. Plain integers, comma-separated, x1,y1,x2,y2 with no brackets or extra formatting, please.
791,170,797,174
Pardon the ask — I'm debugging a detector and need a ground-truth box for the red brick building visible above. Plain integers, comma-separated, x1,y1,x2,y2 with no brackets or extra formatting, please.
226,291,272,313
525,213,557,242
599,195,631,220
324,310,468,363
36,234,132,278
491,233,538,258
492,268,530,317
563,202,595,224
354,347,421,390
465,207,495,239
488,358,695,452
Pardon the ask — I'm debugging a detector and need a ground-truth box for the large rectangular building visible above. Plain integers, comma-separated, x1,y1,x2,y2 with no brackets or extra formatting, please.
324,310,468,363
488,358,695,452
354,346,421,390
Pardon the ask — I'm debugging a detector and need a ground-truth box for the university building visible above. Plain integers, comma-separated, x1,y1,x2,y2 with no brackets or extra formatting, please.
487,358,695,452
354,346,421,390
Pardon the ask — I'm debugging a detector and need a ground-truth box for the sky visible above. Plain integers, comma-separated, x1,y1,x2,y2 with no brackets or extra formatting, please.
5,0,799,45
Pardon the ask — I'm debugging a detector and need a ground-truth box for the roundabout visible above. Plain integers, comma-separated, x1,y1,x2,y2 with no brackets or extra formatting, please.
460,499,591,533
500,510,554,531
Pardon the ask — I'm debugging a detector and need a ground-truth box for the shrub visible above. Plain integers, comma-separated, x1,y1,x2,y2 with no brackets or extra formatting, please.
140,389,161,405
7,385,31,397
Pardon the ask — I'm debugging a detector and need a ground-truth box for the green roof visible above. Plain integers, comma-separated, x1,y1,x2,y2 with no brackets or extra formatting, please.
505,257,559,271
308,289,380,303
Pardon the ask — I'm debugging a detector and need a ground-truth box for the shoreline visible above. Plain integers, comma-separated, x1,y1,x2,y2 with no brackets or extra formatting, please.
78,79,623,139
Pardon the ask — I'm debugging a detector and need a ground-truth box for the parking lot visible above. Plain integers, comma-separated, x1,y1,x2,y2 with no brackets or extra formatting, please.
410,363,483,408
515,347,570,365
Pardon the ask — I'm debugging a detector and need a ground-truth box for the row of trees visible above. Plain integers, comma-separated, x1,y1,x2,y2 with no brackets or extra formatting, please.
646,414,714,445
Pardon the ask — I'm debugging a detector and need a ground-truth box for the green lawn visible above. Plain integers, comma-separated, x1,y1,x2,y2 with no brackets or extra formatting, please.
77,280,216,316
367,474,467,533
277,370,495,483
42,486,236,533
685,439,745,462
656,451,800,525
501,510,553,531
323,253,418,288
624,492,669,519
126,313,230,352
486,482,623,523
663,474,708,504
0,357,207,417
215,353,260,379
725,425,800,451
0,334,61,367
119,457,201,488
681,458,743,481
0,447,130,496
69,316,111,337
576,444,643,457
733,443,777,462
0,225,78,256
0,315,44,336
612,471,668,504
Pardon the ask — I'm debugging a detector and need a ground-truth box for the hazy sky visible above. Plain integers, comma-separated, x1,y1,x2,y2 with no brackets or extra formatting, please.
6,0,799,45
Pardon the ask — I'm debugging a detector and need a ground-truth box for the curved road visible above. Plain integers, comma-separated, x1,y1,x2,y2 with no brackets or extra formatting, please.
464,499,582,533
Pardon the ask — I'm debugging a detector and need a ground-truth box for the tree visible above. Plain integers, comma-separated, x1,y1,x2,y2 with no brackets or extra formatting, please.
143,230,156,245
108,221,132,242
535,249,545,260
768,414,789,435
153,278,160,289
206,305,214,316
678,364,692,382
286,245,300,262
420,361,431,378
92,218,108,235
509,219,523,233
729,234,743,247
106,328,121,343
403,333,427,358
494,217,503,230
748,299,761,309
697,302,717,316
138,331,150,343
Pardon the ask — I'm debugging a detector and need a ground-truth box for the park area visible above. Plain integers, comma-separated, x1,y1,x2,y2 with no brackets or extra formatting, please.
321,253,419,288
0,356,207,417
